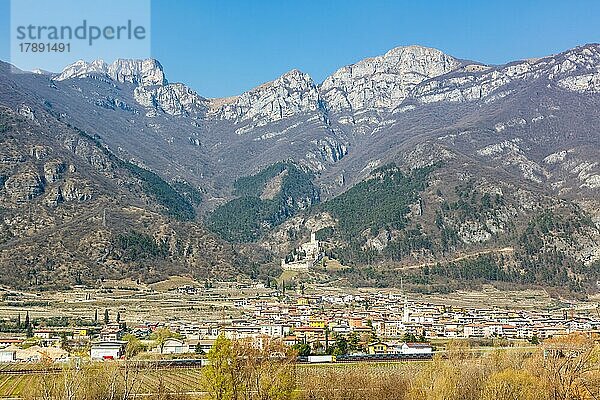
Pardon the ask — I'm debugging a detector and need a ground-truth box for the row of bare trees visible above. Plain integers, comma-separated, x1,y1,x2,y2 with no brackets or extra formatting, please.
201,335,296,400
23,333,600,400
297,333,600,400
24,360,184,400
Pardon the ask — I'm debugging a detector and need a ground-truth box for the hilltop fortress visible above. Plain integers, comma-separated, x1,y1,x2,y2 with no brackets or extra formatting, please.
281,232,323,272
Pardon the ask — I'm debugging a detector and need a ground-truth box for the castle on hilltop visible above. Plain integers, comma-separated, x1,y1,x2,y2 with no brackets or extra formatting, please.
281,232,323,272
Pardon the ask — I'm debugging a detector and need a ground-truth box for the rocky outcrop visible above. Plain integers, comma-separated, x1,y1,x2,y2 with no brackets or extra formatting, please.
94,96,137,113
43,160,66,183
62,136,114,174
543,149,600,190
558,73,600,93
134,83,207,116
56,58,208,117
108,59,167,86
410,44,600,104
321,45,461,113
56,59,167,86
210,69,324,127
306,137,348,167
60,178,92,201
4,169,45,202
17,105,36,122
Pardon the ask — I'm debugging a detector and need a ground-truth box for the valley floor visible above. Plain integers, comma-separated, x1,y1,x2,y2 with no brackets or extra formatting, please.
0,280,576,324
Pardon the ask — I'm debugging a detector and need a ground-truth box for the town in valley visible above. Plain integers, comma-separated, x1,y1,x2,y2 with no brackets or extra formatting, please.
1,276,598,364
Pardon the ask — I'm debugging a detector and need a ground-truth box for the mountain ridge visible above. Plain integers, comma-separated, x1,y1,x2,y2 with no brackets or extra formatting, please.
0,43,599,293
49,43,600,110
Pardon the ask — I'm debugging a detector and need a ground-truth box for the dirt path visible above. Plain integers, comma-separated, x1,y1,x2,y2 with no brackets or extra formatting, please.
393,247,515,271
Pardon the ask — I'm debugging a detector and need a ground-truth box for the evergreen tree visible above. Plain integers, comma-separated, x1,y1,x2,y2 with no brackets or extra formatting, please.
94,309,98,324
333,336,348,355
60,332,70,351
292,343,311,357
195,342,206,355
348,332,362,353
24,311,33,338
104,309,109,325
402,332,418,343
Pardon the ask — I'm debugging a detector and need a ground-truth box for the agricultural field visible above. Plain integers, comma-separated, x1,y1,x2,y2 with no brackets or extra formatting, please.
0,374,35,398
0,367,205,398
0,280,583,328
0,361,425,398
0,278,269,325
135,368,204,395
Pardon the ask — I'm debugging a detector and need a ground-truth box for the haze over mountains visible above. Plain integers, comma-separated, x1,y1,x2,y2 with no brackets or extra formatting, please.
0,44,598,293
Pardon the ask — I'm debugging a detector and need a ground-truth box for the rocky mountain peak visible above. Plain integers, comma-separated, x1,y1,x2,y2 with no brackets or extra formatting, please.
107,58,167,86
320,45,461,113
558,43,600,62
273,68,316,90
55,59,107,80
55,58,167,86
48,44,600,126
211,69,323,126
409,43,600,105
553,45,600,93
381,45,461,74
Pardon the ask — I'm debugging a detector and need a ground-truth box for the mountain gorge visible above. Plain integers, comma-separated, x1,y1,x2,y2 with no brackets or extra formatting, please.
0,44,599,293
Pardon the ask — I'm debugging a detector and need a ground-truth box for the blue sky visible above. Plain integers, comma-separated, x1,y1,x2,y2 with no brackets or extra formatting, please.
1,0,600,97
